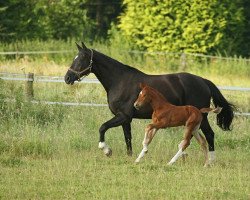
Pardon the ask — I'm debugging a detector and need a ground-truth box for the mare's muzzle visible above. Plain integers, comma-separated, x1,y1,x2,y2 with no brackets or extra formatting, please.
64,70,78,85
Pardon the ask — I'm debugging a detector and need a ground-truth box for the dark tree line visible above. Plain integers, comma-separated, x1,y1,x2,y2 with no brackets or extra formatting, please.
0,0,122,42
0,0,249,57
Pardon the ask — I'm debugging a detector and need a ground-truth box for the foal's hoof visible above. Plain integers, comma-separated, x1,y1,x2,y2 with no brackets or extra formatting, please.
182,153,188,161
167,162,174,166
204,162,213,168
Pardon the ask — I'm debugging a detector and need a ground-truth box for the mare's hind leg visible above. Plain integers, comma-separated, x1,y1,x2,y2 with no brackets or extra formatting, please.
193,132,209,167
135,124,158,163
122,123,132,156
200,117,216,164
168,127,193,165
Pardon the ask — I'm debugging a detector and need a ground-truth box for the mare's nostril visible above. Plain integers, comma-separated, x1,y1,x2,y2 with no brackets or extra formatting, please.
65,75,71,84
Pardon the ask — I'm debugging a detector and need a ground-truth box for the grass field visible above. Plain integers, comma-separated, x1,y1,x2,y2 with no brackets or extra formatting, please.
0,41,250,199
0,97,249,199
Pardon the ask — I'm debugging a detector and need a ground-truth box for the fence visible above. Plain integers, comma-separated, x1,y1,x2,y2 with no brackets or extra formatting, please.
1,49,250,62
0,72,249,116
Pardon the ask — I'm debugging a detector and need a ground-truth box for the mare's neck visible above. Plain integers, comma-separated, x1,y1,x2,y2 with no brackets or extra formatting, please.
91,50,144,92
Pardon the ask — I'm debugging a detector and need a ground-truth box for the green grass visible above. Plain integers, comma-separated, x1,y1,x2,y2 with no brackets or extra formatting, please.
0,107,249,199
0,40,250,199
0,81,250,199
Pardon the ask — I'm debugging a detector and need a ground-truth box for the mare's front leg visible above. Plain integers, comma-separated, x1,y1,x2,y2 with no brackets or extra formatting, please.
98,112,129,156
135,124,158,163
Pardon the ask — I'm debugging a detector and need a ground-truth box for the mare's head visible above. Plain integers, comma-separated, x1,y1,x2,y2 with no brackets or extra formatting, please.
64,42,93,85
134,83,152,110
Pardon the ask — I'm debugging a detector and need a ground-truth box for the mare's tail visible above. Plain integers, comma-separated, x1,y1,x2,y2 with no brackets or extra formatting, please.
200,107,222,114
203,79,236,131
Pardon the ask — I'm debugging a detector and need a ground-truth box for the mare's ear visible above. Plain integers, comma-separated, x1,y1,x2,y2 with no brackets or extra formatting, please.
76,42,82,51
81,42,88,50
139,83,147,89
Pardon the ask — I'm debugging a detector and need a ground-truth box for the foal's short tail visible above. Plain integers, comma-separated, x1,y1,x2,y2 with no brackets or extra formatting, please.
203,78,235,131
200,107,222,114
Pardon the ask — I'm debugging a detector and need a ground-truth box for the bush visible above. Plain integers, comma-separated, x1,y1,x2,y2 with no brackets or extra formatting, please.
119,0,247,56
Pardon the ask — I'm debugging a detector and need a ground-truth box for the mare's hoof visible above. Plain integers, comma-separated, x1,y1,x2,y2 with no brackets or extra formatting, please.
167,162,173,166
135,158,140,163
204,162,213,168
104,148,112,157
127,150,133,156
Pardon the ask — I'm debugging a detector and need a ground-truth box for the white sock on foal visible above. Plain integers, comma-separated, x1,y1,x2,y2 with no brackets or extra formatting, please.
135,144,148,163
168,149,183,165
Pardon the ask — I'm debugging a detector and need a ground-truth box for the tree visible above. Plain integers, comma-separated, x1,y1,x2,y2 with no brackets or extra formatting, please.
81,0,123,39
0,0,122,42
118,0,247,56
0,0,41,42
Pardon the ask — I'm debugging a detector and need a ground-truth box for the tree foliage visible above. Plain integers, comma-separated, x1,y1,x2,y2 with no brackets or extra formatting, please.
0,0,122,42
119,0,249,56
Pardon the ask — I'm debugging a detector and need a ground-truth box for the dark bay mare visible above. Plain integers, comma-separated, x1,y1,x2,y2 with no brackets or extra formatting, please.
64,42,235,163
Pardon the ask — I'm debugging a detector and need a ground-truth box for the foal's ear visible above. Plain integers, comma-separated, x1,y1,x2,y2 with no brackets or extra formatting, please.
81,42,88,50
76,42,82,51
139,83,147,89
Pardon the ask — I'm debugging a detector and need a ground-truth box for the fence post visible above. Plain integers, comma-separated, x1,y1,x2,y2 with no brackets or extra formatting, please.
26,72,34,100
180,53,187,71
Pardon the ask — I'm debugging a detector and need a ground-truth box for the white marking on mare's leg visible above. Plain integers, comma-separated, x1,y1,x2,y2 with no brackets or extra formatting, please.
208,151,216,164
74,55,78,60
98,142,112,156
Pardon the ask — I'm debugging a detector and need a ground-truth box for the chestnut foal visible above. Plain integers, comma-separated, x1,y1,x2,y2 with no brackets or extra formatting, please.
134,83,222,166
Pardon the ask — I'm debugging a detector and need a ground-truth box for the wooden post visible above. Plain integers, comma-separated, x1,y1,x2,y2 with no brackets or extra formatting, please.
26,72,34,100
180,53,187,71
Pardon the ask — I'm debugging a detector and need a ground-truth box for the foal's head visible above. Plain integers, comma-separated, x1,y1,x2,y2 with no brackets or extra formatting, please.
65,42,93,85
134,83,152,110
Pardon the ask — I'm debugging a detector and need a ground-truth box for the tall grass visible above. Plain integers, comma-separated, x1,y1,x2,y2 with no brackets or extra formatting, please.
0,40,249,79
0,40,250,199
0,82,249,199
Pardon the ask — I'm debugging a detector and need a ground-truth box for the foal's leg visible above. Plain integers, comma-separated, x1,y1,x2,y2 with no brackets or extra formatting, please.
178,140,189,161
168,127,192,165
135,125,158,163
193,132,209,167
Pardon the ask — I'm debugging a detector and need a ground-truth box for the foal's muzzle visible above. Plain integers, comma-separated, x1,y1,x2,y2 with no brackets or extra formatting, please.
134,102,141,110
